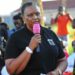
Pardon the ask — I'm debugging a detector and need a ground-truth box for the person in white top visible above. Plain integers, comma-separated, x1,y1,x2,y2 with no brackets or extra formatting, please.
65,40,75,72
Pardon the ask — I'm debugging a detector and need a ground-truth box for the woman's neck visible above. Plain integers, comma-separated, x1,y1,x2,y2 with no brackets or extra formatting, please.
26,24,33,32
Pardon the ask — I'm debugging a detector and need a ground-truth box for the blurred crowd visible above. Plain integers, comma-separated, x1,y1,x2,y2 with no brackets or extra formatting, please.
0,13,24,75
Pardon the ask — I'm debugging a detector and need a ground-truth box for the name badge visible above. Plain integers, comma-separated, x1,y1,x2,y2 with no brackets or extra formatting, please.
47,39,55,46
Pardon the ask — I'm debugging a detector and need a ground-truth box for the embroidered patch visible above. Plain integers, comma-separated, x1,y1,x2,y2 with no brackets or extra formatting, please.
47,39,55,46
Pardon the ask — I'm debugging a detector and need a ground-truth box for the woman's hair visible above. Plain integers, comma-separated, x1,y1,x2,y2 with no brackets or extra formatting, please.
21,2,33,15
21,2,39,15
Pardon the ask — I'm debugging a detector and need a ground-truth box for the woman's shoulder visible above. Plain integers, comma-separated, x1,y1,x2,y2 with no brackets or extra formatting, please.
9,27,25,39
42,27,56,36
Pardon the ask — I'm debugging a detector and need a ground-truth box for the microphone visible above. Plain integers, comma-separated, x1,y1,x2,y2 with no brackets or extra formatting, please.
33,22,40,34
33,22,41,52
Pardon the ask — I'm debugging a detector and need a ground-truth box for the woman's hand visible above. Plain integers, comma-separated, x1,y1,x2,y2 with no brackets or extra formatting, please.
29,34,41,51
47,69,59,75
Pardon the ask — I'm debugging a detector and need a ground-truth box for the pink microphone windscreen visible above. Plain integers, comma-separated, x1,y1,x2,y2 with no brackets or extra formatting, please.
33,22,40,34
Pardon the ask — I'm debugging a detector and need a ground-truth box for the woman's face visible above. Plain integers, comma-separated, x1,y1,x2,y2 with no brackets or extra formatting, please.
23,5,41,29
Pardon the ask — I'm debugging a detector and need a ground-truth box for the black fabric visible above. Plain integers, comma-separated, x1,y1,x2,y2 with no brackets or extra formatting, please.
5,25,65,75
0,50,5,74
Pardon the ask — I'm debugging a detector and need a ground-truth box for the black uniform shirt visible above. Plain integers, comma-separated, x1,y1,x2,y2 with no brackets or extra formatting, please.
5,25,65,75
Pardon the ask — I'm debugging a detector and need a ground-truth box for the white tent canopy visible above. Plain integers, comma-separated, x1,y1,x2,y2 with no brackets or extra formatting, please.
0,0,56,16
0,0,22,16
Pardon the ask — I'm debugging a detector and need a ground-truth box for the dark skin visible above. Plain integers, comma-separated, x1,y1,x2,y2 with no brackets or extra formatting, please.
22,5,41,31
5,5,67,75
13,19,23,30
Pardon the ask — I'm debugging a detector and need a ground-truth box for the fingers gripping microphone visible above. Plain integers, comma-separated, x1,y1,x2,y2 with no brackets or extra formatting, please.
33,22,41,52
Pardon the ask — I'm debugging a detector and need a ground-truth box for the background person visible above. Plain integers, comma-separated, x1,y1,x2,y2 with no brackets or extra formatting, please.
0,22,9,75
64,40,75,75
8,13,24,37
55,6,72,41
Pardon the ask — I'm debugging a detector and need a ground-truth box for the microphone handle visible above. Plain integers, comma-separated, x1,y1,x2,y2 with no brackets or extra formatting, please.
36,45,40,52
